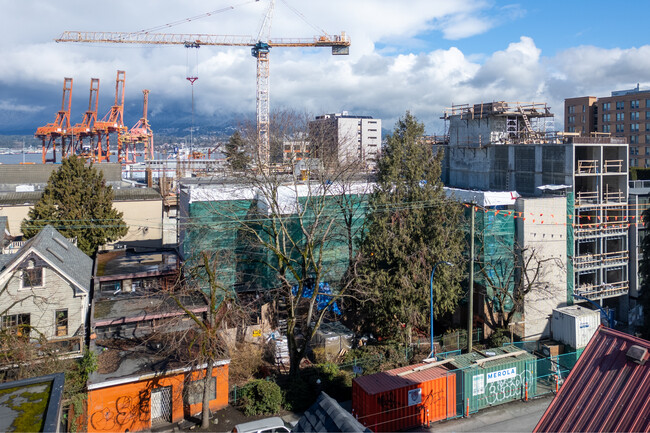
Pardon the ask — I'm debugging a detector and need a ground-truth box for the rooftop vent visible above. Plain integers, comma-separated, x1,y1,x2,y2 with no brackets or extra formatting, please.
626,345,648,365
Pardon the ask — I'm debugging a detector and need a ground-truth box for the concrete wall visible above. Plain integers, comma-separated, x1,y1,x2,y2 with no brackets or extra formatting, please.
0,254,87,340
113,199,163,246
515,197,568,340
448,116,508,147
0,205,29,236
0,199,163,247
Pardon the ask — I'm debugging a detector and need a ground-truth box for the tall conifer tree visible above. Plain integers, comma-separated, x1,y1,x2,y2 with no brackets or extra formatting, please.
355,112,465,340
21,156,128,256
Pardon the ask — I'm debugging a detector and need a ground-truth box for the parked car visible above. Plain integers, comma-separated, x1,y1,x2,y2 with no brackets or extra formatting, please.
232,417,291,433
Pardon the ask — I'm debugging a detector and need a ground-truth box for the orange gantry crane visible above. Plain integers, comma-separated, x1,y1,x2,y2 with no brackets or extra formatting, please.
119,89,154,163
55,0,350,170
71,77,100,158
93,70,127,163
35,77,73,163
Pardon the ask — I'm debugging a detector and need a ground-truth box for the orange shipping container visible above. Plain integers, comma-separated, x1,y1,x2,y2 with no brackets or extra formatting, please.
86,360,229,432
352,363,456,432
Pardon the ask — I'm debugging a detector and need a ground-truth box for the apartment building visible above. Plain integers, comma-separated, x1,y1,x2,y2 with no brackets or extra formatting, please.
309,112,381,170
565,85,650,168
440,101,630,333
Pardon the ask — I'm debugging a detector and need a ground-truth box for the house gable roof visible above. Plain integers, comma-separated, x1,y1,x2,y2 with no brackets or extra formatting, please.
0,226,92,295
292,392,371,433
534,326,650,433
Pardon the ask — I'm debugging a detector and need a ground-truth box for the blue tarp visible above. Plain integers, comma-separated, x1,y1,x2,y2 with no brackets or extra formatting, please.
291,281,341,315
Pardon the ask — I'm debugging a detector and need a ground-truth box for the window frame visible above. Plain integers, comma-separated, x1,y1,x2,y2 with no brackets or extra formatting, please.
55,309,68,337
20,266,44,290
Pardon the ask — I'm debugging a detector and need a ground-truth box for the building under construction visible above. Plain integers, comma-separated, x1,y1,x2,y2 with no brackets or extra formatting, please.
34,70,154,164
439,101,630,334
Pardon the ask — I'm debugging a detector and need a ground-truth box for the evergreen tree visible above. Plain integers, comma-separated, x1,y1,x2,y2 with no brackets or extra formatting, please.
355,112,465,340
224,131,251,171
639,207,650,338
21,156,128,256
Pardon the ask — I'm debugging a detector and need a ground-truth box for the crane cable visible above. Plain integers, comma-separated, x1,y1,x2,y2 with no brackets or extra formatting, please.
186,44,199,155
136,0,260,34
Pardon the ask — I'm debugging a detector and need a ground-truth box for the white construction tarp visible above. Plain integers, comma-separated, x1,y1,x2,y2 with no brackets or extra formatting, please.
444,187,520,207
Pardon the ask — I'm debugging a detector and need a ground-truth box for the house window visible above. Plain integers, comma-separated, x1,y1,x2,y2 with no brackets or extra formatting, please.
567,116,575,124
647,99,650,108
646,135,650,144
632,124,640,132
631,147,639,155
100,281,121,294
55,310,68,337
568,126,575,132
632,112,640,121
568,105,575,114
184,377,217,406
2,314,30,337
631,100,640,109
602,124,610,133
616,112,625,121
616,101,625,110
603,102,611,111
632,158,638,167
616,124,625,133
603,114,611,122
631,135,639,144
22,263,43,289
582,105,586,112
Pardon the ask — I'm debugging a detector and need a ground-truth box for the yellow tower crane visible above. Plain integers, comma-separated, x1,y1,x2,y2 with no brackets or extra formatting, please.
56,0,350,171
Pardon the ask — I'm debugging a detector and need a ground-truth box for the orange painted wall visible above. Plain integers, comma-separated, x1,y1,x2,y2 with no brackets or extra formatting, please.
86,363,229,433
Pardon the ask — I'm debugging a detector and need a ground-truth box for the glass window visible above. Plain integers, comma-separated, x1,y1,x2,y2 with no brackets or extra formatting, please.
616,124,625,133
602,124,610,133
646,111,650,120
631,100,640,109
603,102,611,111
568,116,575,124
632,124,640,132
100,281,121,294
568,105,575,114
55,309,68,337
22,267,43,288
616,112,625,121
603,114,611,122
2,314,30,337
631,135,639,144
616,101,625,110
632,112,640,120
568,126,575,132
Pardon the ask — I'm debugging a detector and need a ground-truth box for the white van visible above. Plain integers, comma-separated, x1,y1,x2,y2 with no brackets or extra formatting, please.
231,417,291,433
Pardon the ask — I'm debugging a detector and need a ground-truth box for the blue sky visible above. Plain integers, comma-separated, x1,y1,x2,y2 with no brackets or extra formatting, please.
1,0,649,135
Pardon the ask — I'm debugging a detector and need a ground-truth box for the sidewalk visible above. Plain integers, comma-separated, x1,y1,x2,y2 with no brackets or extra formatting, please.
409,394,554,433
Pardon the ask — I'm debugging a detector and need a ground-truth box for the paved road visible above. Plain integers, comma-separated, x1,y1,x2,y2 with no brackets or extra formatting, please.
408,394,554,433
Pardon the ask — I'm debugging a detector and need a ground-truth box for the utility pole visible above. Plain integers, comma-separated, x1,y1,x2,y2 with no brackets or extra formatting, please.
467,204,475,353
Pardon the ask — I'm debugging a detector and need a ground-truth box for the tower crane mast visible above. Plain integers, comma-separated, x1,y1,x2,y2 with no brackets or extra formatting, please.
56,0,350,170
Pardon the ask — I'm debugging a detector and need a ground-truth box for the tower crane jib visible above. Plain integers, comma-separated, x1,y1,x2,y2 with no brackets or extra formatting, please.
56,0,350,170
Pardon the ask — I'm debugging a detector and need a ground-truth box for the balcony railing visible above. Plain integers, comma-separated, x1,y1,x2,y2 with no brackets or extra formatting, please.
575,281,629,300
576,160,598,174
603,159,624,173
574,251,629,269
575,222,629,237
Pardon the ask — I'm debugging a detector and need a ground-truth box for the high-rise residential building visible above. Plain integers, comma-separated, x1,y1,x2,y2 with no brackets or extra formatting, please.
439,101,631,338
565,85,650,168
309,112,381,170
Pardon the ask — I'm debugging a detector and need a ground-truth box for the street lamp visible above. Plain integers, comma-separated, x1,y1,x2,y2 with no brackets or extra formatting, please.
430,261,453,359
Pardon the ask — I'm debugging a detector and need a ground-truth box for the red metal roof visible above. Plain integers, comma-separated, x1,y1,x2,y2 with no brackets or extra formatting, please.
353,362,451,395
535,326,650,433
